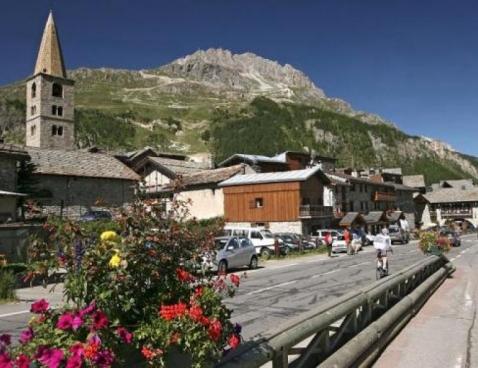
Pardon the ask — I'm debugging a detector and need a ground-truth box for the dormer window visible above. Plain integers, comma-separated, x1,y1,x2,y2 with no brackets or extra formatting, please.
31,83,37,98
52,83,63,97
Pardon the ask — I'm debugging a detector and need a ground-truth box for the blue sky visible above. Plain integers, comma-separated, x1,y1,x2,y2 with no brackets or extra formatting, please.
1,0,477,155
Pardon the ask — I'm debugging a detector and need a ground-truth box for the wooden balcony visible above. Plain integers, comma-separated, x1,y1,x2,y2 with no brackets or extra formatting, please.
373,191,397,202
299,205,333,218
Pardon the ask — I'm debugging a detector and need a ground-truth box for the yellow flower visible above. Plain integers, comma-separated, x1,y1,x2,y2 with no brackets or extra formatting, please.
109,254,121,268
100,231,120,243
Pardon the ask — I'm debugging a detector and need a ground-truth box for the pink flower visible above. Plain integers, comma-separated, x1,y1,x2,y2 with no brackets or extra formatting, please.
37,347,64,368
93,349,115,368
15,354,31,368
72,314,83,331
79,302,96,317
19,328,34,344
66,354,83,368
91,311,109,330
30,299,49,314
0,352,12,368
0,334,11,346
115,327,133,344
56,312,74,330
69,343,84,357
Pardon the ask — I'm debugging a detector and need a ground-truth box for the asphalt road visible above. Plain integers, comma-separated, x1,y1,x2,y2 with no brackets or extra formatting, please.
226,235,478,340
1,235,476,344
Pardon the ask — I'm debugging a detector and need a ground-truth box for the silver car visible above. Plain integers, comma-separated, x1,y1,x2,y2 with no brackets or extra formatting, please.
203,237,259,273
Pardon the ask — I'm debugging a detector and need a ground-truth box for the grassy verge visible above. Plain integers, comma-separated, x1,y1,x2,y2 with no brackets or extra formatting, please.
0,270,17,304
262,246,328,262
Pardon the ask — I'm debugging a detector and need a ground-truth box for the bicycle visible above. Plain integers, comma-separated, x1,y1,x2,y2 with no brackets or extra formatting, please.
376,256,389,280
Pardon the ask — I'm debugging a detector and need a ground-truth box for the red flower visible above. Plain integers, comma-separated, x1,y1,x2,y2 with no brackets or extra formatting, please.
56,312,74,330
141,346,163,360
84,342,100,361
116,327,133,344
194,286,203,298
188,305,204,322
230,274,240,287
228,334,240,349
176,268,194,282
91,311,109,330
159,302,187,320
30,299,49,314
69,343,84,357
15,354,31,368
208,319,222,341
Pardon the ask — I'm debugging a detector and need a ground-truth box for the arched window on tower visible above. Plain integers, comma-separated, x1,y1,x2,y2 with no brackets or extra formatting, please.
30,105,36,116
30,125,36,136
57,126,63,136
31,83,36,98
52,83,63,98
51,125,57,136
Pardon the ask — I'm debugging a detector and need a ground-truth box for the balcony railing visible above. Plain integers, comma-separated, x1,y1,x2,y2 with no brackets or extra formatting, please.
299,205,333,218
373,191,397,202
432,208,473,218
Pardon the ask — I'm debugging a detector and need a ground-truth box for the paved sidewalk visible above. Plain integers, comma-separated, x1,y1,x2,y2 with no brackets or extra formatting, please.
374,242,478,368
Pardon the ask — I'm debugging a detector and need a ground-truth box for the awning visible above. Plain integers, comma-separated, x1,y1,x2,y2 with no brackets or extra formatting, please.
0,190,27,197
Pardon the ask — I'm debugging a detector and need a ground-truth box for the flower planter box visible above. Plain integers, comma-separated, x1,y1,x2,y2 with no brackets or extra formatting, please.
427,245,443,256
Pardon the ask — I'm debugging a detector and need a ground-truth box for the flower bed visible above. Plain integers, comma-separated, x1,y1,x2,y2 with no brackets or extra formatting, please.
0,200,240,367
418,231,451,255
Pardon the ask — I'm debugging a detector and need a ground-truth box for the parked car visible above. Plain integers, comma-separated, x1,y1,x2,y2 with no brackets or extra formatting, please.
316,229,341,245
79,210,112,222
388,225,409,244
440,229,461,247
275,233,301,252
223,227,280,258
331,232,348,253
202,237,258,274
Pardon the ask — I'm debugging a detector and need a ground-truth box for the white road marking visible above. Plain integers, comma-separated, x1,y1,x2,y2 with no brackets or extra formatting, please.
456,255,462,259
312,269,339,278
348,261,371,268
0,310,30,318
450,257,456,262
246,281,297,295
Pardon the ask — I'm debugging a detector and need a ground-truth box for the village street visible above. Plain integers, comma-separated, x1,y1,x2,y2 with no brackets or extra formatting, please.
1,235,475,343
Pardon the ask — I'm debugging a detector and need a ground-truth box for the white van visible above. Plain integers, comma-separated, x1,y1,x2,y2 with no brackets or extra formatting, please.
223,226,278,258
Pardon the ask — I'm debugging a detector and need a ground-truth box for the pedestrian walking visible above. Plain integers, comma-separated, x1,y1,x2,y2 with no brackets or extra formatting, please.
324,231,333,257
344,227,351,255
274,236,281,258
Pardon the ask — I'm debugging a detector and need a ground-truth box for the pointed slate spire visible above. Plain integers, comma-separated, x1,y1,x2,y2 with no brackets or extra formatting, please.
34,11,67,78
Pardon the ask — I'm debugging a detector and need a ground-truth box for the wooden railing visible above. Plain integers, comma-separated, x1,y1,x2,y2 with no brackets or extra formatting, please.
299,205,333,218
432,208,473,218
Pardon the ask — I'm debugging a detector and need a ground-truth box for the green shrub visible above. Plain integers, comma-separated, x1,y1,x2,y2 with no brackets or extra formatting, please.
2,263,27,275
0,270,16,301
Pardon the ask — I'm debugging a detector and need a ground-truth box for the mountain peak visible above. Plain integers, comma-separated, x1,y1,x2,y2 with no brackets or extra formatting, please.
158,48,326,101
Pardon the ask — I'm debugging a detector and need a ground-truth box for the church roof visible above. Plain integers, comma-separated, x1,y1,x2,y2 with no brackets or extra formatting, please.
26,147,140,181
34,11,67,78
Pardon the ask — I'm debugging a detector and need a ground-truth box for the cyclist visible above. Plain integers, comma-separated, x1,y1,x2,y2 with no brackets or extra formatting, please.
374,228,392,275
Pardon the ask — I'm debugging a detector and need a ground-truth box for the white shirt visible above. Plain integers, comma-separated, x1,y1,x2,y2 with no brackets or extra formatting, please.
373,234,392,251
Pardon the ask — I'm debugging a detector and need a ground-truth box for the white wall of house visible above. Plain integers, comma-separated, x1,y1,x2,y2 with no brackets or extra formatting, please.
176,188,225,220
143,170,171,188
323,186,335,207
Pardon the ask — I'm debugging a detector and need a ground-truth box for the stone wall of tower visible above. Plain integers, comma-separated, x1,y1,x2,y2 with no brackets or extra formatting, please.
25,74,75,149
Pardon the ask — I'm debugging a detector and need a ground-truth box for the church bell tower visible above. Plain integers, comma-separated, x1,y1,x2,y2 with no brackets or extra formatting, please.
25,11,75,149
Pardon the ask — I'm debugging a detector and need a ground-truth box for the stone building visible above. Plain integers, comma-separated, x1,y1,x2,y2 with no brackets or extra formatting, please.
26,12,74,150
20,12,140,217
